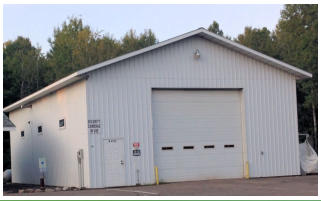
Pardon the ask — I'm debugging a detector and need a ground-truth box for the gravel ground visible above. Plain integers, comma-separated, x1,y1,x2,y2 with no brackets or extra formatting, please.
4,175,317,196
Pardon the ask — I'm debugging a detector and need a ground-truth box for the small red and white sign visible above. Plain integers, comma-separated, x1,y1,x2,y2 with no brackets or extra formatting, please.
133,142,140,148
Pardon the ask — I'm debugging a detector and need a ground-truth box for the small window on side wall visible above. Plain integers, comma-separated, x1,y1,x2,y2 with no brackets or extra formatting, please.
59,118,65,129
21,131,24,137
38,126,43,134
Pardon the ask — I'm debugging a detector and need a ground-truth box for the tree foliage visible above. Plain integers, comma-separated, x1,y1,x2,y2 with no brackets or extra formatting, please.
276,5,318,149
208,21,224,36
46,17,157,82
46,17,119,81
207,20,231,39
235,27,278,58
120,29,157,54
3,37,47,106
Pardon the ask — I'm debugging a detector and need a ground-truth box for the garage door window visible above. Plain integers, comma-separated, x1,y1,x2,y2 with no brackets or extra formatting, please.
224,144,235,148
183,146,194,150
204,145,215,149
162,147,173,150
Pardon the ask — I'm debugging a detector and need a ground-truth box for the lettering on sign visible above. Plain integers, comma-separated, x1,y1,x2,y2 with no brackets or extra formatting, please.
108,139,117,143
88,120,101,134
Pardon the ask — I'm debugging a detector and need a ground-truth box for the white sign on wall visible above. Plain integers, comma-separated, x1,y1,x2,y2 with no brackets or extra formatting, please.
88,120,101,134
39,157,47,172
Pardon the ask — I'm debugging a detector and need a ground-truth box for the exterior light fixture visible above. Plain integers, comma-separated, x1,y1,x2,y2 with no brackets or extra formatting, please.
194,49,200,59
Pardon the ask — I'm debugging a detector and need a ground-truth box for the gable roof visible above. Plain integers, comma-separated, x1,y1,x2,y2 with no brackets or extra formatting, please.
4,28,312,113
3,113,15,131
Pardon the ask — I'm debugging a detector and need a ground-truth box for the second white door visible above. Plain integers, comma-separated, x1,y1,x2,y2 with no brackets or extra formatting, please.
103,139,126,187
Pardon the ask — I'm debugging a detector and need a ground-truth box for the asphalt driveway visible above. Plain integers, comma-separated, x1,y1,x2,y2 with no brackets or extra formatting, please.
4,175,317,196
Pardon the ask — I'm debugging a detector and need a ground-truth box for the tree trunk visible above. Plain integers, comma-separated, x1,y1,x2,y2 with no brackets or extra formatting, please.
36,55,39,90
312,102,318,152
20,80,24,99
20,51,25,99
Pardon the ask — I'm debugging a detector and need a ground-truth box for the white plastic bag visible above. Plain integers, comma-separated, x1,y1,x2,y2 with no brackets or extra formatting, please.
3,169,11,183
299,139,318,174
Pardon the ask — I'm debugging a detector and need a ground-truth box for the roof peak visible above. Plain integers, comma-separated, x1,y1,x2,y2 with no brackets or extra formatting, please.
4,28,312,113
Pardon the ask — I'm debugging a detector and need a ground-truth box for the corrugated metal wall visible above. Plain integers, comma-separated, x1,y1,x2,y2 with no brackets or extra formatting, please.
10,80,90,187
86,36,300,188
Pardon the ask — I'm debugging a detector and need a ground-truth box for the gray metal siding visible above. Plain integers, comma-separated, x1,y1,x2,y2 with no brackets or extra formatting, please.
9,80,90,187
86,36,300,188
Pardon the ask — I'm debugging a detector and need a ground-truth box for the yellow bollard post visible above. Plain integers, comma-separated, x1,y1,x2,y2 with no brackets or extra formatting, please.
245,161,250,179
155,166,159,185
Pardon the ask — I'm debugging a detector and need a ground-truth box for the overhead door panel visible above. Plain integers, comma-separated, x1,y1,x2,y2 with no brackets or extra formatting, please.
152,90,244,182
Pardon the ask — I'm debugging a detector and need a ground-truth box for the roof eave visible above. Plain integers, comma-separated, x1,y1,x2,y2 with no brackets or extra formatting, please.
198,29,312,80
3,72,84,113
3,127,16,132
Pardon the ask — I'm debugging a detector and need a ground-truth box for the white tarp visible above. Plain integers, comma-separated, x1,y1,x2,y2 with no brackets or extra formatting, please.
299,139,318,174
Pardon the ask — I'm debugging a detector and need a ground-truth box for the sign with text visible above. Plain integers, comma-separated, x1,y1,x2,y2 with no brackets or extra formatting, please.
88,120,101,134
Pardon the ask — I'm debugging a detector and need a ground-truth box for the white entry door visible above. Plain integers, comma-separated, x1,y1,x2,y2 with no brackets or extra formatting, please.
103,139,126,187
152,90,244,183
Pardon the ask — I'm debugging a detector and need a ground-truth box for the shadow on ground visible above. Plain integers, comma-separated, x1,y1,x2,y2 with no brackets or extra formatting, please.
4,175,318,196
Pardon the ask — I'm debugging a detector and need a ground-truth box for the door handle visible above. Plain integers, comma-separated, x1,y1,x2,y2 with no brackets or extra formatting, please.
120,160,124,165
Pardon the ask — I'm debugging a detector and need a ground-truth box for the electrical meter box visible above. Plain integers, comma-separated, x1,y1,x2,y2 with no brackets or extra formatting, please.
77,149,84,159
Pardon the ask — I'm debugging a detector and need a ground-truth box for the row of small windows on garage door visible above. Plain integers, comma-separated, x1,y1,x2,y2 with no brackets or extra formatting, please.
20,118,66,137
161,144,235,150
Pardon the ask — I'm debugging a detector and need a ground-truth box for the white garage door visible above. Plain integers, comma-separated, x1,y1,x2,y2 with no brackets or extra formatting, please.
152,90,244,183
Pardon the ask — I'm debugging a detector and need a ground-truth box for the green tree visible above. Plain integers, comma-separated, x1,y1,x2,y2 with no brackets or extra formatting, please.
47,17,98,81
3,37,47,107
47,17,157,82
94,34,122,62
207,20,231,39
208,21,224,36
120,29,157,54
235,27,278,58
275,4,318,150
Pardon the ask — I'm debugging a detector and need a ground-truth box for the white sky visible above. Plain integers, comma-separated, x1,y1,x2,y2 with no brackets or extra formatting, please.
3,4,284,54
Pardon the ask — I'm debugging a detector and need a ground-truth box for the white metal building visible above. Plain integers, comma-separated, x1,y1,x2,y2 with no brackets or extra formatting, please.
4,28,312,188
